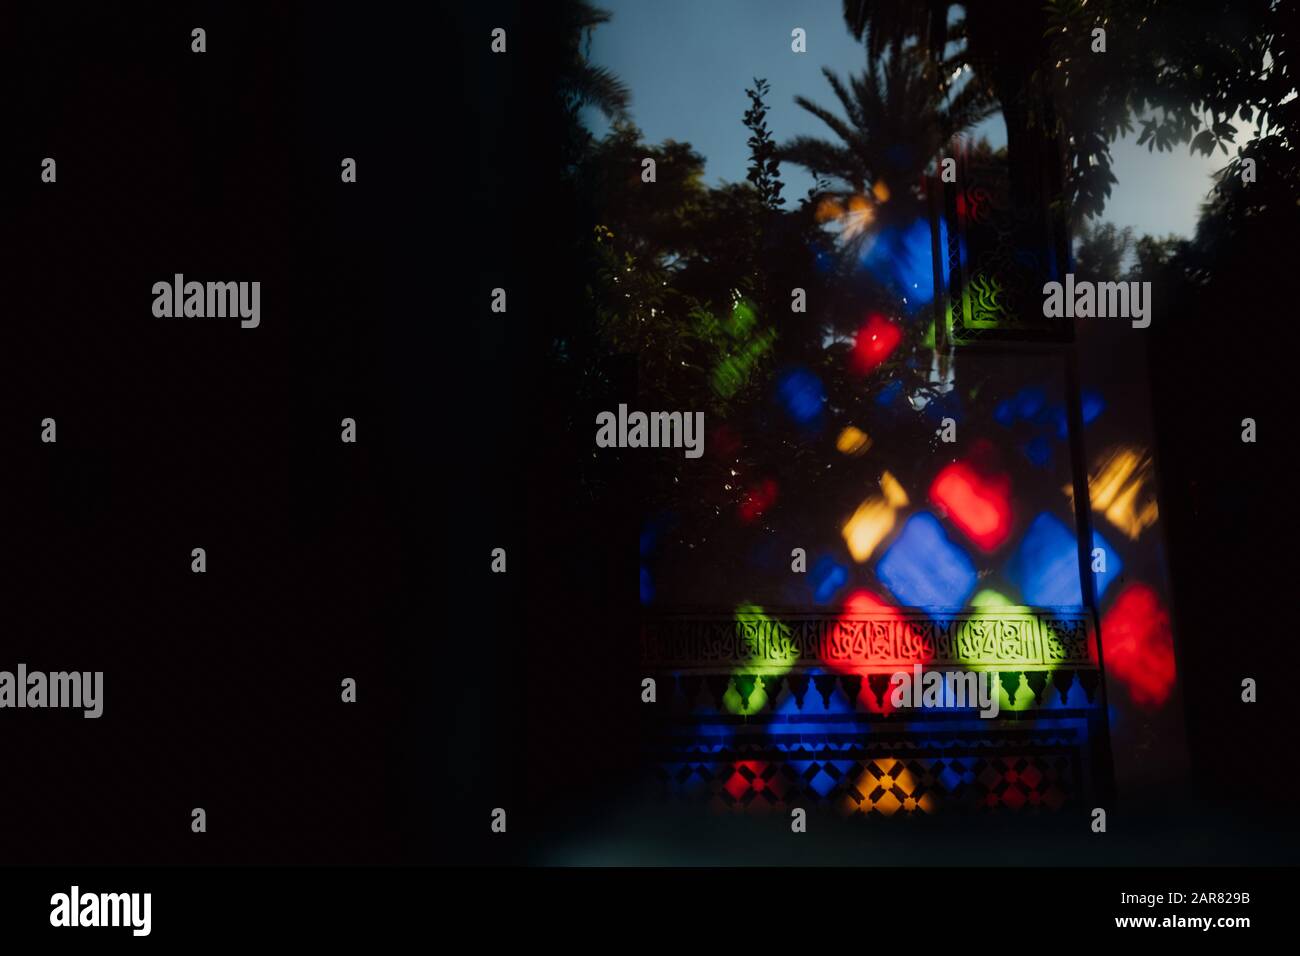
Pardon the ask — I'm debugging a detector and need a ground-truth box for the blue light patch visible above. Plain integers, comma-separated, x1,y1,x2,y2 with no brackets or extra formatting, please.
859,218,936,310
994,399,1016,427
876,379,904,407
876,512,978,608
1004,511,1122,606
776,368,826,425
1023,435,1053,468
810,555,849,605
1015,387,1046,421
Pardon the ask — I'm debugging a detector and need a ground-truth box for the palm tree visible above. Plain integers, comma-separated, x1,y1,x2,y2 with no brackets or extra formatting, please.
780,41,992,196
778,40,993,250
839,0,1066,218
843,0,953,64
559,1,631,121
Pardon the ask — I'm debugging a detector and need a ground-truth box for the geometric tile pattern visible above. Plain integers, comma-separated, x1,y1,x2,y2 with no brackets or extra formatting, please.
655,752,1076,815
652,668,1101,716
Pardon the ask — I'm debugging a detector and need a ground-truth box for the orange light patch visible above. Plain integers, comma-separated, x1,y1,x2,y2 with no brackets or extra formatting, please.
836,425,872,456
841,471,909,562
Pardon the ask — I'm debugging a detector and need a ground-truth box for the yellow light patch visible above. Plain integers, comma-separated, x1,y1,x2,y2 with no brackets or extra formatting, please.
880,470,908,508
1065,445,1160,541
836,425,872,456
846,759,928,817
841,470,908,562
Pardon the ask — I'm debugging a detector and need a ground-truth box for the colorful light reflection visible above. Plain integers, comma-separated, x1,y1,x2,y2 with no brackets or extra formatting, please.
859,218,935,307
723,604,801,715
1101,583,1176,708
832,590,929,715
776,368,826,425
1005,512,1121,607
929,460,1013,552
816,193,876,239
850,315,902,375
836,425,872,456
810,555,849,604
1072,445,1160,541
841,470,909,563
876,512,978,608
738,479,778,523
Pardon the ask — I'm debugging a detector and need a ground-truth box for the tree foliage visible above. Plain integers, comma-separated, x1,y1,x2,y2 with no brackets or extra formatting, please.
778,41,995,200
842,0,1291,222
